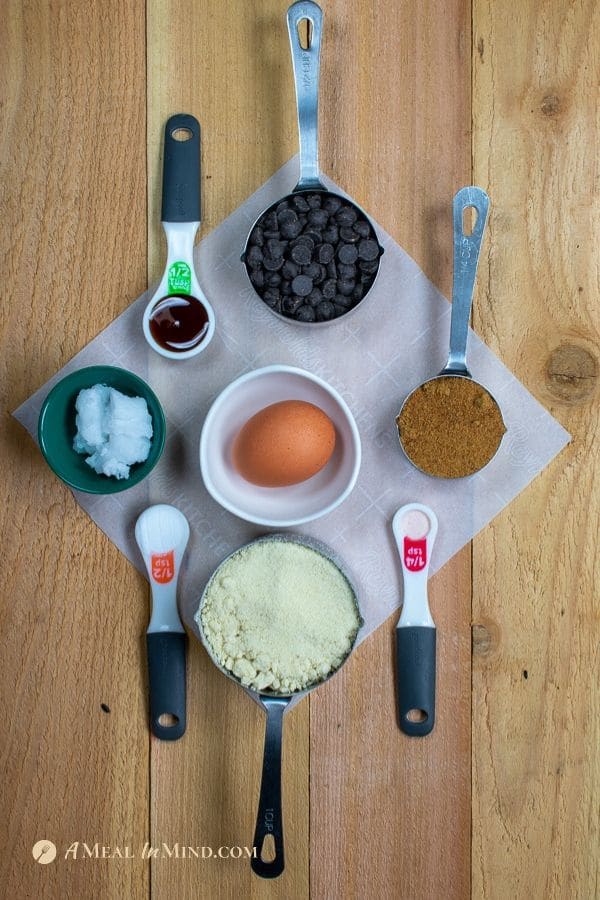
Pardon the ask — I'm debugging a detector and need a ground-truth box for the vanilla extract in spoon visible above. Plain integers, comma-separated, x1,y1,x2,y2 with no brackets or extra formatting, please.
148,293,210,353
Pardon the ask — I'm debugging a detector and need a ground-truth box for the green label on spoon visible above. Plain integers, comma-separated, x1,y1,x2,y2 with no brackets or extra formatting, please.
168,261,191,294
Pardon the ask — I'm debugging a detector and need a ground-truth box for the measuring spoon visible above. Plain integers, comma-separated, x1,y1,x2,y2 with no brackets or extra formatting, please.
135,504,190,740
393,503,438,736
142,114,215,359
397,187,506,477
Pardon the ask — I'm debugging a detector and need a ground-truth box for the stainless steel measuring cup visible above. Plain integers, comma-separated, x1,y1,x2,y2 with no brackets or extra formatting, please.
397,187,506,478
241,1,384,325
194,532,363,879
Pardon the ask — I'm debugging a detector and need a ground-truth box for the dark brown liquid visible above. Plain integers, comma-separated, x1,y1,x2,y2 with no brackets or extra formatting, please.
149,294,209,352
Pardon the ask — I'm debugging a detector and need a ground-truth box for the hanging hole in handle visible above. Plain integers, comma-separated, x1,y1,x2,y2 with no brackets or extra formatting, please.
405,708,428,724
171,127,193,142
259,834,276,863
462,205,478,236
157,712,180,727
297,18,313,50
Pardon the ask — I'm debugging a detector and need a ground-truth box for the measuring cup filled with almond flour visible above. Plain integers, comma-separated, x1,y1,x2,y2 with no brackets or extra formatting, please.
194,533,362,879
397,187,506,478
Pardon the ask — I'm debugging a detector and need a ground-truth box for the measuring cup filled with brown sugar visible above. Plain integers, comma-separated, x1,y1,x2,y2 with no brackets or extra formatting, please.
397,187,506,478
241,1,384,325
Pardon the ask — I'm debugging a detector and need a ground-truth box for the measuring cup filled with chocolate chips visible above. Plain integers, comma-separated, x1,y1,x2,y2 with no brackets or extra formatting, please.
142,114,215,359
242,0,384,324
397,187,506,478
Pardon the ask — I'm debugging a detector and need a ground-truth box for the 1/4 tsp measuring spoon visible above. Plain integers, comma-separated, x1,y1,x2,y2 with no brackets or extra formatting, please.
135,504,190,740
142,114,215,359
393,503,438,736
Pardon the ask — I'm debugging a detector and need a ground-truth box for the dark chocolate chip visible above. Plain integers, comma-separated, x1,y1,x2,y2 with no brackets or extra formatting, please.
336,206,357,226
250,226,264,246
317,243,334,264
324,196,342,213
352,283,365,301
267,238,285,258
314,264,327,284
276,199,290,213
338,243,359,265
358,239,380,261
337,278,355,296
277,209,298,227
338,263,357,279
307,287,323,307
280,221,303,240
316,300,336,321
264,211,278,231
263,229,281,240
263,288,280,307
263,254,284,271
291,243,312,266
333,302,349,316
265,272,281,286
291,274,313,297
293,234,315,249
322,278,337,299
326,260,337,278
308,209,329,228
322,225,339,243
250,269,264,289
335,293,353,308
359,258,379,274
281,280,292,295
292,195,310,212
296,304,316,322
283,295,303,315
246,245,263,267
282,260,299,280
339,226,360,243
306,194,322,208
353,220,371,238
302,262,322,280
303,229,323,245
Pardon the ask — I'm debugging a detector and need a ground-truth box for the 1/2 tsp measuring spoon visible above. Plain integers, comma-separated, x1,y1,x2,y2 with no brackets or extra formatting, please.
135,504,190,740
142,114,215,359
392,503,438,736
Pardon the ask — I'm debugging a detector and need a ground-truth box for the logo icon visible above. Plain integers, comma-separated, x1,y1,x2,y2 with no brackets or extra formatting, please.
32,840,57,864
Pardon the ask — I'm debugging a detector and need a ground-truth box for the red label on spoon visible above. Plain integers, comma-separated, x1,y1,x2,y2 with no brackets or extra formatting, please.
403,538,427,571
151,550,175,583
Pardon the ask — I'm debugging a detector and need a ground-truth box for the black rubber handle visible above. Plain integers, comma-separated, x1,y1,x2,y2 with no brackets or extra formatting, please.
396,626,436,736
251,699,287,879
146,632,187,740
161,114,201,223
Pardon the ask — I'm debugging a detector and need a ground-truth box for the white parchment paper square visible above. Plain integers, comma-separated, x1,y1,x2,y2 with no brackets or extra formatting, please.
14,158,570,640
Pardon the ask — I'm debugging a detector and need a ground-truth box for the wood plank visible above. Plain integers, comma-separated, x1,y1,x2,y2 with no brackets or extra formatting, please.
146,3,310,898
309,2,473,899
0,1,149,899
472,1,600,897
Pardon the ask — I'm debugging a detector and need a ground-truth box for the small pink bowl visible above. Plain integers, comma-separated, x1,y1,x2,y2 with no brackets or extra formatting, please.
199,365,361,527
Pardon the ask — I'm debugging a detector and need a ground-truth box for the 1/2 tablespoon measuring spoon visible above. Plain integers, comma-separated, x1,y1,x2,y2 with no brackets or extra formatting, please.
393,503,438,736
135,504,190,740
142,114,215,359
396,187,506,478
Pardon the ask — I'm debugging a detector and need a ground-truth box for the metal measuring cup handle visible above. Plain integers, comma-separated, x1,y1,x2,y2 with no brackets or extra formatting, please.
251,696,289,878
443,186,490,376
287,1,324,191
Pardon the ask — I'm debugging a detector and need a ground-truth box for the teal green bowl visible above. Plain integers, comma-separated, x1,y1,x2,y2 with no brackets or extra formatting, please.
38,365,166,494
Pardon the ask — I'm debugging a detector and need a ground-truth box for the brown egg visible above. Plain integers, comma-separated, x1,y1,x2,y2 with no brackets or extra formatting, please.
232,400,336,487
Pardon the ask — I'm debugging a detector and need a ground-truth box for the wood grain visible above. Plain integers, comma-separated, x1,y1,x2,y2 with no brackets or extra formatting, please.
309,2,472,898
146,3,310,898
471,1,600,897
0,2,149,899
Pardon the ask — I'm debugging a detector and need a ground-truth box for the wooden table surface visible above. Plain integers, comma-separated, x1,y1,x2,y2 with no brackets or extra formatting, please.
1,2,598,898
